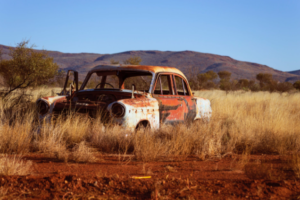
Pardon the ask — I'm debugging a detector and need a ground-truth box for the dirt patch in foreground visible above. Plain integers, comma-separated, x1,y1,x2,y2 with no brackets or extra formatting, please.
0,154,300,199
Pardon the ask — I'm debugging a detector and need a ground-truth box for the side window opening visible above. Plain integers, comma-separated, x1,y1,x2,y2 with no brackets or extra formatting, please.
123,75,152,91
154,74,173,95
175,76,189,96
154,76,162,94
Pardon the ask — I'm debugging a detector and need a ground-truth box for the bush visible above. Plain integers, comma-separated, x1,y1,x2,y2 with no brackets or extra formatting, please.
219,79,231,91
0,40,59,98
276,82,294,92
256,73,278,92
293,81,300,90
218,71,231,80
197,71,218,89
123,56,142,65
238,79,249,89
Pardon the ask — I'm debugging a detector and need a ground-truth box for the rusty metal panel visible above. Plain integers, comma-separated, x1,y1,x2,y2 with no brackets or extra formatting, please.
107,97,160,131
193,97,212,121
36,95,67,121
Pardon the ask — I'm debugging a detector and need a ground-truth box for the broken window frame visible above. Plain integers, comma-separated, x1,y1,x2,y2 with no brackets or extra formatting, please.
173,75,190,96
152,73,175,95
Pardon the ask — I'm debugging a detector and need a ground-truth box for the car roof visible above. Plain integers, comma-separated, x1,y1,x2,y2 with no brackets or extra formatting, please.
90,64,187,79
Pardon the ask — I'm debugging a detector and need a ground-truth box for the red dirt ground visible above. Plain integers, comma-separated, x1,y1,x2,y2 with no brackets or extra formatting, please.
1,153,300,199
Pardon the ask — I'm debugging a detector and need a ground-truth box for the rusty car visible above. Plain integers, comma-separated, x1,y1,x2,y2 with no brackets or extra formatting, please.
36,65,212,131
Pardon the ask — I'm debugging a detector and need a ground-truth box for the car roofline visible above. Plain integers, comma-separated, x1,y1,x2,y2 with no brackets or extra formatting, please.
89,64,187,79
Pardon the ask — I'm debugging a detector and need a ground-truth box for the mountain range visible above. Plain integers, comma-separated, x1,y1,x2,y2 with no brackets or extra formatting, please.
1,44,299,82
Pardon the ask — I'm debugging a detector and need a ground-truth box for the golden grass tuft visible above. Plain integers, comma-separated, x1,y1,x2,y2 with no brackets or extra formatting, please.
0,122,33,154
0,155,32,175
70,141,97,163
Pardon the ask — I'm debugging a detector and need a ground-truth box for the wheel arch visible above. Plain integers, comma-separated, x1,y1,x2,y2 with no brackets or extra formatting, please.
135,120,151,129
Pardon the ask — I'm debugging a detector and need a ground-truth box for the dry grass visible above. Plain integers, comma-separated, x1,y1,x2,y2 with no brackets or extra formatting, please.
90,123,133,154
34,121,69,161
0,155,32,175
0,122,33,154
165,165,177,173
70,141,97,163
0,88,299,163
35,123,96,163
133,122,223,161
195,90,300,154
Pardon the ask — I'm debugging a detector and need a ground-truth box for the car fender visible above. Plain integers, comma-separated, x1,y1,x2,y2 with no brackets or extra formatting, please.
193,97,212,121
107,97,160,131
36,95,67,121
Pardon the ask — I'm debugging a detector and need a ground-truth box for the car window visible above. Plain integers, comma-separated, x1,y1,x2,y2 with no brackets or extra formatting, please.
85,73,102,89
154,74,173,95
84,72,119,89
174,76,189,96
105,75,119,89
124,75,152,91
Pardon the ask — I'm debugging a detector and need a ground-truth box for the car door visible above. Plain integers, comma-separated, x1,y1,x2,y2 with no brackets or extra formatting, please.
152,73,185,124
54,70,79,112
173,75,197,122
61,70,79,96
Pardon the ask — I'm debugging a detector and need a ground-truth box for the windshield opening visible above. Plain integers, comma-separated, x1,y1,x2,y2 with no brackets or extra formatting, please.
83,70,153,92
84,73,119,89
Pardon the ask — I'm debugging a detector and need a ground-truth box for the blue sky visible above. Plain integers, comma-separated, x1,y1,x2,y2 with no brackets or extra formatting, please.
0,0,299,71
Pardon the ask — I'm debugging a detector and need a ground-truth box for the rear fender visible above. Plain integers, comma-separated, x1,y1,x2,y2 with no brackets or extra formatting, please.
193,97,212,121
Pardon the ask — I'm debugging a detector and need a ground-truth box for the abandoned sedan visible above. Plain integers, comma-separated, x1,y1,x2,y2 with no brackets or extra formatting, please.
36,65,212,131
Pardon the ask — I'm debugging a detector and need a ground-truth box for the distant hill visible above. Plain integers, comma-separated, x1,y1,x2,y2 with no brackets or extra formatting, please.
1,44,300,82
288,70,300,76
286,70,300,82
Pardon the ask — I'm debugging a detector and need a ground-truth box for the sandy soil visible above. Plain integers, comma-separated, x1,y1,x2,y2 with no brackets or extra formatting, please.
0,153,299,199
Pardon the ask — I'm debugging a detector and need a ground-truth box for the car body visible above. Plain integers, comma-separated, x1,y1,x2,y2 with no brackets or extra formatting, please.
36,65,212,131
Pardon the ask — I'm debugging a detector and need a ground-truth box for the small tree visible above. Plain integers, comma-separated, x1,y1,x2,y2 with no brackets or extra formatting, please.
0,40,59,97
293,80,300,90
256,73,276,91
256,73,272,85
198,71,218,82
248,80,259,91
219,79,231,91
197,70,218,89
218,71,231,91
48,69,66,87
276,82,293,92
218,71,231,81
110,59,119,64
188,77,198,90
238,79,249,89
123,56,142,65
